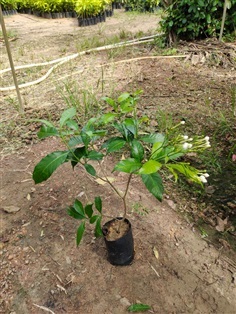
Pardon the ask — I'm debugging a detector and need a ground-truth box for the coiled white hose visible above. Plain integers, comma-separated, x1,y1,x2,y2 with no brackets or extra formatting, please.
0,34,159,91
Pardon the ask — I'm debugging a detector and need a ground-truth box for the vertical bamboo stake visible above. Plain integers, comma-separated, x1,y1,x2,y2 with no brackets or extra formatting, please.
0,5,24,113
219,0,228,42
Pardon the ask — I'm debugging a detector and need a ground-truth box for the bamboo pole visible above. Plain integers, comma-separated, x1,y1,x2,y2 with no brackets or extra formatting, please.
219,0,228,42
0,5,24,113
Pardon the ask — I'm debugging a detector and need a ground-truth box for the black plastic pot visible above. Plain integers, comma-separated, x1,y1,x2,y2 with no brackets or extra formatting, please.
102,218,134,266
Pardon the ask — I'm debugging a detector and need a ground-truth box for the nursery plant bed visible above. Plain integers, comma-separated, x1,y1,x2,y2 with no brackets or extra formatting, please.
0,12,236,314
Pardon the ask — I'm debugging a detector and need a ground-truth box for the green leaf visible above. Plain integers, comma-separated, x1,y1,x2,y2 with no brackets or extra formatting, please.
84,164,96,176
66,119,79,130
74,199,85,217
114,158,142,173
67,206,85,220
37,125,59,139
141,173,164,201
95,196,102,213
33,119,55,128
120,102,134,114
60,107,76,127
81,131,91,147
95,216,103,237
85,204,93,218
68,136,83,148
102,137,126,153
206,14,211,23
151,142,165,160
141,133,165,144
166,163,203,185
100,113,118,124
68,146,87,169
76,221,85,246
128,304,151,312
87,151,104,161
123,118,137,137
117,92,130,103
131,140,144,161
101,96,117,111
90,215,100,224
139,160,162,175
33,151,69,184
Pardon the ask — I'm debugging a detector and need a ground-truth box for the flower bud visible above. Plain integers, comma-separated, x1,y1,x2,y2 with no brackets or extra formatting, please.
199,175,207,183
182,143,189,150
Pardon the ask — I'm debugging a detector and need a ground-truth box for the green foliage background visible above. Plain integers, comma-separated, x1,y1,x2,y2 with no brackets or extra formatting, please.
160,0,236,41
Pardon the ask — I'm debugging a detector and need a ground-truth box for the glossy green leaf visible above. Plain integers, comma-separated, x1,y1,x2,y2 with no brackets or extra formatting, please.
76,221,85,246
95,216,103,237
128,304,151,312
74,199,85,217
90,215,100,224
67,206,85,220
37,125,59,139
123,118,137,137
141,173,164,201
131,140,144,161
151,142,165,160
85,204,93,218
141,133,165,144
139,160,162,174
60,107,76,127
33,151,69,184
102,137,126,153
84,164,96,176
68,146,87,169
114,158,142,173
87,151,104,161
95,196,102,213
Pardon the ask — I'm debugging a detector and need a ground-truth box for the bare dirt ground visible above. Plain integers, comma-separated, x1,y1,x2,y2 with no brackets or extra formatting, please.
1,10,236,314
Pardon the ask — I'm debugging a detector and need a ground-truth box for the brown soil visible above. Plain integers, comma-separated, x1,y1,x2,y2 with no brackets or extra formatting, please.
103,219,130,241
1,10,236,314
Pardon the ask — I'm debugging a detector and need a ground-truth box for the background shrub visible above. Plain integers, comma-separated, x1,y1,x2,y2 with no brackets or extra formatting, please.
160,0,236,43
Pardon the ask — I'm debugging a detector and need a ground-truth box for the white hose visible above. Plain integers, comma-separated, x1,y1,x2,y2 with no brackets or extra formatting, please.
0,34,159,91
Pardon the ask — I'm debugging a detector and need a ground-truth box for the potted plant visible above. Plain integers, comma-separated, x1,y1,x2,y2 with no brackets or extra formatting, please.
33,91,210,265
16,0,33,14
61,0,76,17
75,0,105,26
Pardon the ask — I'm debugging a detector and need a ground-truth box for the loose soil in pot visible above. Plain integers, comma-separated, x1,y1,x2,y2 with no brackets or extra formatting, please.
103,218,130,241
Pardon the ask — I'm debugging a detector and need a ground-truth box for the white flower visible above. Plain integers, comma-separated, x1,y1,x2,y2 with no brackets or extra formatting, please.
204,136,210,141
180,121,185,125
182,143,189,150
199,175,207,183
188,138,193,141
188,143,193,149
183,135,188,140
203,173,209,178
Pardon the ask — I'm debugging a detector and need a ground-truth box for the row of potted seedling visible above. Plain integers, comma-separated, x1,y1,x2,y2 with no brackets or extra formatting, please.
0,0,120,20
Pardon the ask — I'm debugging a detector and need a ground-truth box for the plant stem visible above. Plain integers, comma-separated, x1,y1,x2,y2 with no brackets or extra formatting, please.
122,173,132,220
